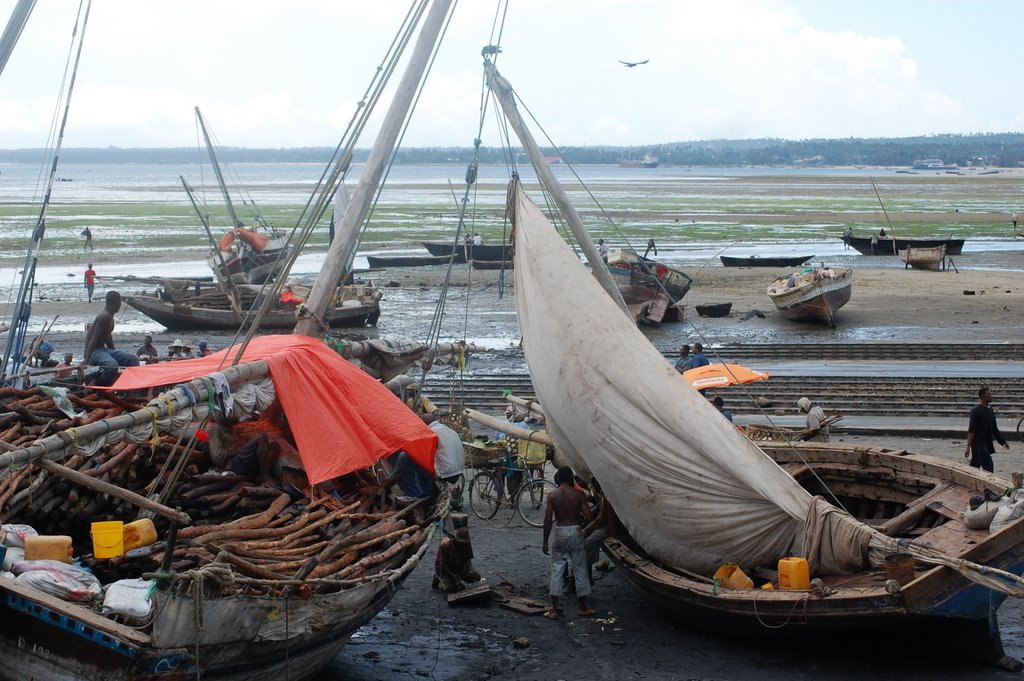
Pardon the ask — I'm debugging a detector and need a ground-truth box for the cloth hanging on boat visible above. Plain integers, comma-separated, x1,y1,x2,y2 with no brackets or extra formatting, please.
107,335,437,484
509,183,874,576
206,371,234,416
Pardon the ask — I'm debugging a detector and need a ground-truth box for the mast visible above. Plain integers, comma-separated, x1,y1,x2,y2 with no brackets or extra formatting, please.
2,1,92,381
0,0,35,77
180,176,245,317
295,0,453,337
483,61,629,316
195,106,243,228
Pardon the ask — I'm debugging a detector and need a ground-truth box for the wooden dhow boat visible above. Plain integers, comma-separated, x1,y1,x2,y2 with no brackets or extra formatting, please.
719,254,813,268
605,248,693,323
421,240,513,262
766,267,852,327
366,253,452,268
0,336,445,680
845,235,964,256
486,57,1024,668
899,244,947,271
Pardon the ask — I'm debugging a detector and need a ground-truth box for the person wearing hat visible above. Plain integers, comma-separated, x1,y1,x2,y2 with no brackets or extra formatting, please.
181,340,194,358
797,397,829,442
32,341,58,367
197,340,212,357
167,339,187,359
432,527,480,593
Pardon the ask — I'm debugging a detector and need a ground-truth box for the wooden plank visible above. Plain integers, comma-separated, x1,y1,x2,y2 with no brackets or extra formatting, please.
497,596,549,615
0,575,151,646
446,580,493,606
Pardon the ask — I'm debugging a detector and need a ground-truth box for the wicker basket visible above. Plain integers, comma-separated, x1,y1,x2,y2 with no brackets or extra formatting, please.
742,424,799,442
464,441,506,468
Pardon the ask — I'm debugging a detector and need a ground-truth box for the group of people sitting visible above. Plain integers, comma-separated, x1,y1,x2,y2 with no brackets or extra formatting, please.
136,335,213,363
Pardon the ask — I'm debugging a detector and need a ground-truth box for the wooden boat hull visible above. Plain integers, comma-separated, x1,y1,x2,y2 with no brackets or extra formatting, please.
469,258,512,270
719,255,813,268
899,245,946,271
767,268,852,327
125,294,380,330
208,245,290,285
604,442,1024,665
695,302,732,317
366,254,452,268
846,236,964,256
0,537,430,681
421,240,512,262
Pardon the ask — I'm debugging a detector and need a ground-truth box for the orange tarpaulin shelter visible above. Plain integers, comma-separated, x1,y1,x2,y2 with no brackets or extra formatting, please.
108,335,437,484
682,363,770,391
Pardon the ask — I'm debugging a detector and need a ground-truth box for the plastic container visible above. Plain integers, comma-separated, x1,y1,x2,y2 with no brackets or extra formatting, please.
884,552,915,586
778,557,810,590
713,563,754,590
122,519,157,552
24,535,73,563
91,521,125,559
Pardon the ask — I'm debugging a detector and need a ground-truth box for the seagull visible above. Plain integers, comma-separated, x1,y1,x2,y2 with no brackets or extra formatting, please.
619,59,649,68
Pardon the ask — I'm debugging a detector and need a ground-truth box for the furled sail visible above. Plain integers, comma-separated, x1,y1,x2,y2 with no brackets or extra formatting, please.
509,182,873,575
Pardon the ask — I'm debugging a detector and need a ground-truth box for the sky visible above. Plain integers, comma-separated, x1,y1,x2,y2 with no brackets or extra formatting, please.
1,0,1022,150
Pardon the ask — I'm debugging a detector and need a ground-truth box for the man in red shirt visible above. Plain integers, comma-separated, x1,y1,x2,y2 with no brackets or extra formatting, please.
84,264,96,302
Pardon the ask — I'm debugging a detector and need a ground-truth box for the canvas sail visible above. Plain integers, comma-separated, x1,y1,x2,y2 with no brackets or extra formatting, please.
509,182,877,575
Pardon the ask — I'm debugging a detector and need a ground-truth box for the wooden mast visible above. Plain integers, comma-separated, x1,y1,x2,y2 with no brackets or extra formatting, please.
180,175,245,317
483,61,629,316
195,106,244,228
295,0,453,337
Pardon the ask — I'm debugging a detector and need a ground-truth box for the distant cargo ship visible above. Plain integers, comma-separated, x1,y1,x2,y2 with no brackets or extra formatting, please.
619,152,660,168
912,158,958,171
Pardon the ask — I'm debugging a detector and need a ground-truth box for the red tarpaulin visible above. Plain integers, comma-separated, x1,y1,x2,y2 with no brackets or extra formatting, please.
109,335,437,484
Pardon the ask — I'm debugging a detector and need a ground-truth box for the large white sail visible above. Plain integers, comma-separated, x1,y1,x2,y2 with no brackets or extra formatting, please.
510,183,874,575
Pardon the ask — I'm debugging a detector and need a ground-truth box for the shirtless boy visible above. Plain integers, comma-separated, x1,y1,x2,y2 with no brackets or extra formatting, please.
542,466,595,619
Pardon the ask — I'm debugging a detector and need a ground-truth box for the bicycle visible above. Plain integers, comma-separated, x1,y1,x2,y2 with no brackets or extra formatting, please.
468,449,554,527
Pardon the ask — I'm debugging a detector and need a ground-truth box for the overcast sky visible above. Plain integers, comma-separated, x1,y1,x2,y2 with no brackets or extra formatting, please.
2,0,1021,150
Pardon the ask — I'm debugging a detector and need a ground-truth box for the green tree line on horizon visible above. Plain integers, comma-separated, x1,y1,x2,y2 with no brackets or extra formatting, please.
2,132,1022,167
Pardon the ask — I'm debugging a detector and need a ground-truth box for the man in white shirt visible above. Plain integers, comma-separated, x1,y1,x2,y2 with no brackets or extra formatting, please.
423,414,465,510
797,397,829,442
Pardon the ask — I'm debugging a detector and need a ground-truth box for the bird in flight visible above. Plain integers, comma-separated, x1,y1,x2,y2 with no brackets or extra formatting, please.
619,59,649,68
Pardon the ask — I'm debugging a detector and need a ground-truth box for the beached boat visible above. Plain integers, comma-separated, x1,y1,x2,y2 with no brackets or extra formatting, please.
469,258,512,271
605,247,692,323
0,336,445,681
366,253,452,268
191,108,291,286
421,240,512,262
694,302,732,318
912,158,959,171
501,175,1024,670
845,235,964,256
767,267,852,327
899,245,947,271
720,254,813,268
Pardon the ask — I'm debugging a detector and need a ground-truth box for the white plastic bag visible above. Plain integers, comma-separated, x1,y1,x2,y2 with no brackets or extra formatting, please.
990,500,1024,534
12,560,101,602
1,524,38,549
102,578,155,619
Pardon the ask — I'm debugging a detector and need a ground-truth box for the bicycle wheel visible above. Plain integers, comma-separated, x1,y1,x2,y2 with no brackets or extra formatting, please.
516,478,555,527
469,471,501,520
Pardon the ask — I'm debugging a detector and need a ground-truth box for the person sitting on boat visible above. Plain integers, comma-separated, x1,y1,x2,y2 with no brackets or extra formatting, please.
432,527,481,594
197,340,212,357
84,290,140,387
279,285,305,309
472,233,483,246
598,238,609,263
797,397,829,442
32,341,58,368
167,339,186,359
55,352,75,379
712,395,733,423
136,335,160,363
385,449,436,501
422,413,465,511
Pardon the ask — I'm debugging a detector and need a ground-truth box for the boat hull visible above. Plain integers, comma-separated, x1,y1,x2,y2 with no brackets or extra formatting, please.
719,255,813,268
208,245,290,286
125,294,380,330
469,259,512,270
899,245,946,271
367,254,452,268
421,240,512,262
603,443,1024,665
767,268,852,326
846,236,964,256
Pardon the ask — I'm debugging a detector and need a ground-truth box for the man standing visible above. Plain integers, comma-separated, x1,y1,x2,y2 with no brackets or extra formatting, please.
542,466,595,620
82,226,94,251
674,345,693,373
84,263,96,302
842,226,853,250
1013,211,1019,231
84,291,139,386
797,397,829,442
690,342,710,368
422,413,465,511
965,386,1009,473
643,238,657,259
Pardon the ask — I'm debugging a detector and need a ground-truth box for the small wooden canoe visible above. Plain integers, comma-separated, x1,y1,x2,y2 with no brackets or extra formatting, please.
899,245,946,271
695,302,732,318
366,254,452,268
720,254,813,268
